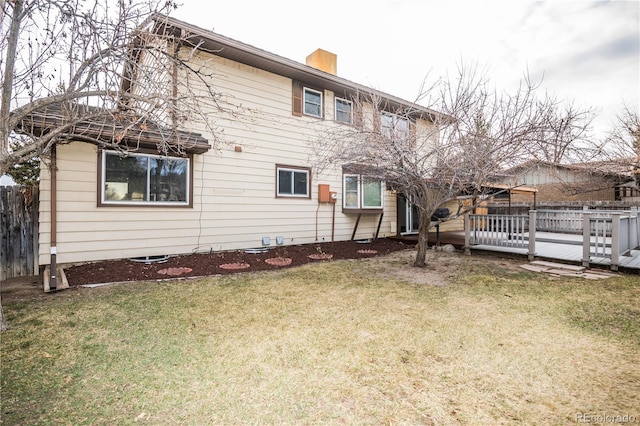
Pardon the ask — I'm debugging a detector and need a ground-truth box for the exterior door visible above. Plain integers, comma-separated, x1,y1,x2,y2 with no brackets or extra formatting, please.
399,195,420,235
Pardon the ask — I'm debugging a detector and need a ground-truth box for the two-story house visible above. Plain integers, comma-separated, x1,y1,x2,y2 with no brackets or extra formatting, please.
34,15,440,271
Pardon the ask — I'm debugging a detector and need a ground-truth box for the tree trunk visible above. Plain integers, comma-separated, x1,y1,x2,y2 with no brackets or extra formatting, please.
1,0,24,164
413,212,431,267
0,296,8,332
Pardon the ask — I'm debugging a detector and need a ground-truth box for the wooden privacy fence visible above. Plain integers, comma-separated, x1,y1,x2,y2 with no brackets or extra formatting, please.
1,186,39,281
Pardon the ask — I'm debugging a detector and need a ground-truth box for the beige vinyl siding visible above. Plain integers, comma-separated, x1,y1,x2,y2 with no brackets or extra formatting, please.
39,143,204,264
39,49,403,265
437,199,465,233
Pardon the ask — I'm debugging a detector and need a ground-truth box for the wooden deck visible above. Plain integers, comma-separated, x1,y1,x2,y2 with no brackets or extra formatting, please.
391,231,640,273
473,237,640,272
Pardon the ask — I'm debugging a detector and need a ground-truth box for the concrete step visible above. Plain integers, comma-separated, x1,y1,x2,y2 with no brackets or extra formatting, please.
520,260,619,280
529,260,586,272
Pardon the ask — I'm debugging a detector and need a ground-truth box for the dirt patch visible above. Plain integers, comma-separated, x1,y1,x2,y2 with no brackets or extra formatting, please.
369,250,452,286
0,275,47,302
352,250,453,286
359,247,526,286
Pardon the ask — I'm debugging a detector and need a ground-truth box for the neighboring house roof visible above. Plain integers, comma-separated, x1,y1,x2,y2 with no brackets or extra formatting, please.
144,14,446,123
505,160,635,180
569,158,638,178
484,183,538,194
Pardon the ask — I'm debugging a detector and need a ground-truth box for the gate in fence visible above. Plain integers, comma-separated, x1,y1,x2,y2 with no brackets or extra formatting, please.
1,186,39,281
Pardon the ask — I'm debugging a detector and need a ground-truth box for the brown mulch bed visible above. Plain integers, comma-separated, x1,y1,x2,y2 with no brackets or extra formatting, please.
64,239,413,286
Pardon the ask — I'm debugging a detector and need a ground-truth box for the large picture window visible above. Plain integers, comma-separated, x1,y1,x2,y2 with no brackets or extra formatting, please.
343,174,383,210
101,151,190,205
276,165,310,198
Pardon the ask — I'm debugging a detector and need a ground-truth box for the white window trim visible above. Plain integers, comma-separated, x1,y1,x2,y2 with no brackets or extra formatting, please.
343,174,384,209
343,173,360,209
276,166,310,198
303,87,323,118
101,150,190,206
335,97,353,124
381,112,409,140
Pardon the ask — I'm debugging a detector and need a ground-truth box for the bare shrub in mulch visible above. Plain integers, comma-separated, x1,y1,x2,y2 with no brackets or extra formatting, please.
219,263,251,270
307,253,333,260
157,267,193,276
265,257,293,266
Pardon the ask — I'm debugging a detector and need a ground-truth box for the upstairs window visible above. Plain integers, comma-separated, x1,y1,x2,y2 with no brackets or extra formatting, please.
101,150,190,206
381,112,409,141
343,174,383,210
292,81,324,119
303,87,323,118
335,97,353,124
276,165,311,198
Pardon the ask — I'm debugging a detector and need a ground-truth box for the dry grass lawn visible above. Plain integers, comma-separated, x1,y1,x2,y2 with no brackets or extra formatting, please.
1,249,639,425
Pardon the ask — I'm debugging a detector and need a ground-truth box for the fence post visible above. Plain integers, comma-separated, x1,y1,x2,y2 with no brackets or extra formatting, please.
582,213,591,268
464,213,471,255
631,207,639,251
528,210,536,261
611,213,621,271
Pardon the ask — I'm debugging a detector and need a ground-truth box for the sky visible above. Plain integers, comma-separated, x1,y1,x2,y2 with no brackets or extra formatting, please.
179,1,636,139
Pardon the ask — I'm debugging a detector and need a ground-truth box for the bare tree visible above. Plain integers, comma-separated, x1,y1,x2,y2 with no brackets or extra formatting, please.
1,0,243,176
313,64,589,267
0,0,246,330
548,104,640,200
528,102,596,164
599,104,640,180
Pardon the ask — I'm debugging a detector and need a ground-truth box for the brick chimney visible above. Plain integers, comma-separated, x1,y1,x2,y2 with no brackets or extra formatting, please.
305,49,337,75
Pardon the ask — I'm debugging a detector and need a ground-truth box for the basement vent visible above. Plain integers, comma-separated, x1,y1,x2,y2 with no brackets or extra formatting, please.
244,247,269,254
129,255,170,264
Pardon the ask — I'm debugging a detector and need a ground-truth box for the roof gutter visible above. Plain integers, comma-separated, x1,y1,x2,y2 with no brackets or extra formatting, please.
150,14,450,123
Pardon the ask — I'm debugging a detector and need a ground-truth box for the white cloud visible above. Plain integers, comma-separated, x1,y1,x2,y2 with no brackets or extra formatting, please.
174,0,639,137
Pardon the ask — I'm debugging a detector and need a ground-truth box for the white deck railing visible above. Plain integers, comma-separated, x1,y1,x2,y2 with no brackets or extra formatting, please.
465,211,537,260
536,209,584,233
465,207,639,270
536,208,629,235
582,209,640,270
